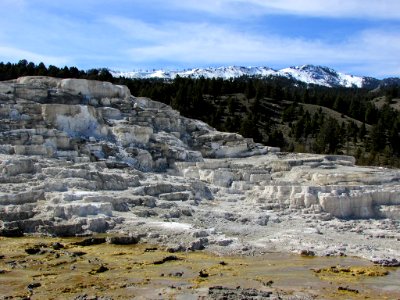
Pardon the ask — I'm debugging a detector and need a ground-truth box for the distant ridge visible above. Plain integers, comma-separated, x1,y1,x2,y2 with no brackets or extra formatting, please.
111,64,400,89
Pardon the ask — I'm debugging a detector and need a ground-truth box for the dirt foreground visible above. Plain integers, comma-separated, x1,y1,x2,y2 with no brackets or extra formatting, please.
0,236,399,300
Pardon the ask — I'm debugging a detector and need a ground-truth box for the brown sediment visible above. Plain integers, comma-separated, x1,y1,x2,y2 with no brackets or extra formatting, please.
0,236,399,299
313,265,390,280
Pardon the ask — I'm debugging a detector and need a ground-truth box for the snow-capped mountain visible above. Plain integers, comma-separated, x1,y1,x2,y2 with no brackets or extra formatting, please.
112,66,276,81
111,65,374,88
277,65,364,88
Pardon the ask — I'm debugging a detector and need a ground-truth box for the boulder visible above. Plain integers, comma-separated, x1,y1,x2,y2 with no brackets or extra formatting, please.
58,78,130,100
16,76,61,88
98,107,122,120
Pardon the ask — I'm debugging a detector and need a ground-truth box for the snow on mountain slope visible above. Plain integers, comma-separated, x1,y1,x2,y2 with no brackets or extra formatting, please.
176,66,277,79
111,65,366,88
112,66,277,80
278,65,364,88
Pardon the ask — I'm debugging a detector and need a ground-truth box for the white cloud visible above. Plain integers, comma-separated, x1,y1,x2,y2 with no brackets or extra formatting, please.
161,0,400,19
0,0,27,10
105,17,400,77
247,0,400,19
0,46,69,66
348,29,400,76
104,17,170,42
0,1,398,77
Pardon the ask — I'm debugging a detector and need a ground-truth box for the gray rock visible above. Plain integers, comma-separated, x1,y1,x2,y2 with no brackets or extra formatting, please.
255,215,269,226
216,239,233,246
106,235,140,245
192,230,209,238
188,238,208,251
372,258,400,267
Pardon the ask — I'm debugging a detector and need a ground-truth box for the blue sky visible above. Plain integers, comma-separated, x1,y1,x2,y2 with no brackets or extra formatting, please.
0,0,399,78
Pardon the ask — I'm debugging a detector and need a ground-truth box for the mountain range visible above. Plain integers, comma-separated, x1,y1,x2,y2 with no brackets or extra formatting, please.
111,65,399,89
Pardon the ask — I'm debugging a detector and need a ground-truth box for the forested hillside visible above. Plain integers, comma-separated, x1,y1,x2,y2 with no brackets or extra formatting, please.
2,60,400,167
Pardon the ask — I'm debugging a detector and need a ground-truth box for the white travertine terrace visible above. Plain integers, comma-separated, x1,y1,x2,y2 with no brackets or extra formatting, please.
0,76,399,261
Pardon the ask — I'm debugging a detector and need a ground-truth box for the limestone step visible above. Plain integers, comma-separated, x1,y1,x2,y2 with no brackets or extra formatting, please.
0,204,37,222
50,202,113,219
0,190,44,205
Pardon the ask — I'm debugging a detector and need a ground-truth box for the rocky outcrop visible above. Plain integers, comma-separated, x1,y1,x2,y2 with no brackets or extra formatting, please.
0,76,399,262
58,78,131,100
176,154,400,219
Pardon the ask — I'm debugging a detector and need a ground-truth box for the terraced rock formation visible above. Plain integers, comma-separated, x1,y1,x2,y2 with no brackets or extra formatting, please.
0,76,399,262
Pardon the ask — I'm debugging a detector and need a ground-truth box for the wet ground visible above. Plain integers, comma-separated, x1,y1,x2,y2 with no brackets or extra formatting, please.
0,236,399,299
